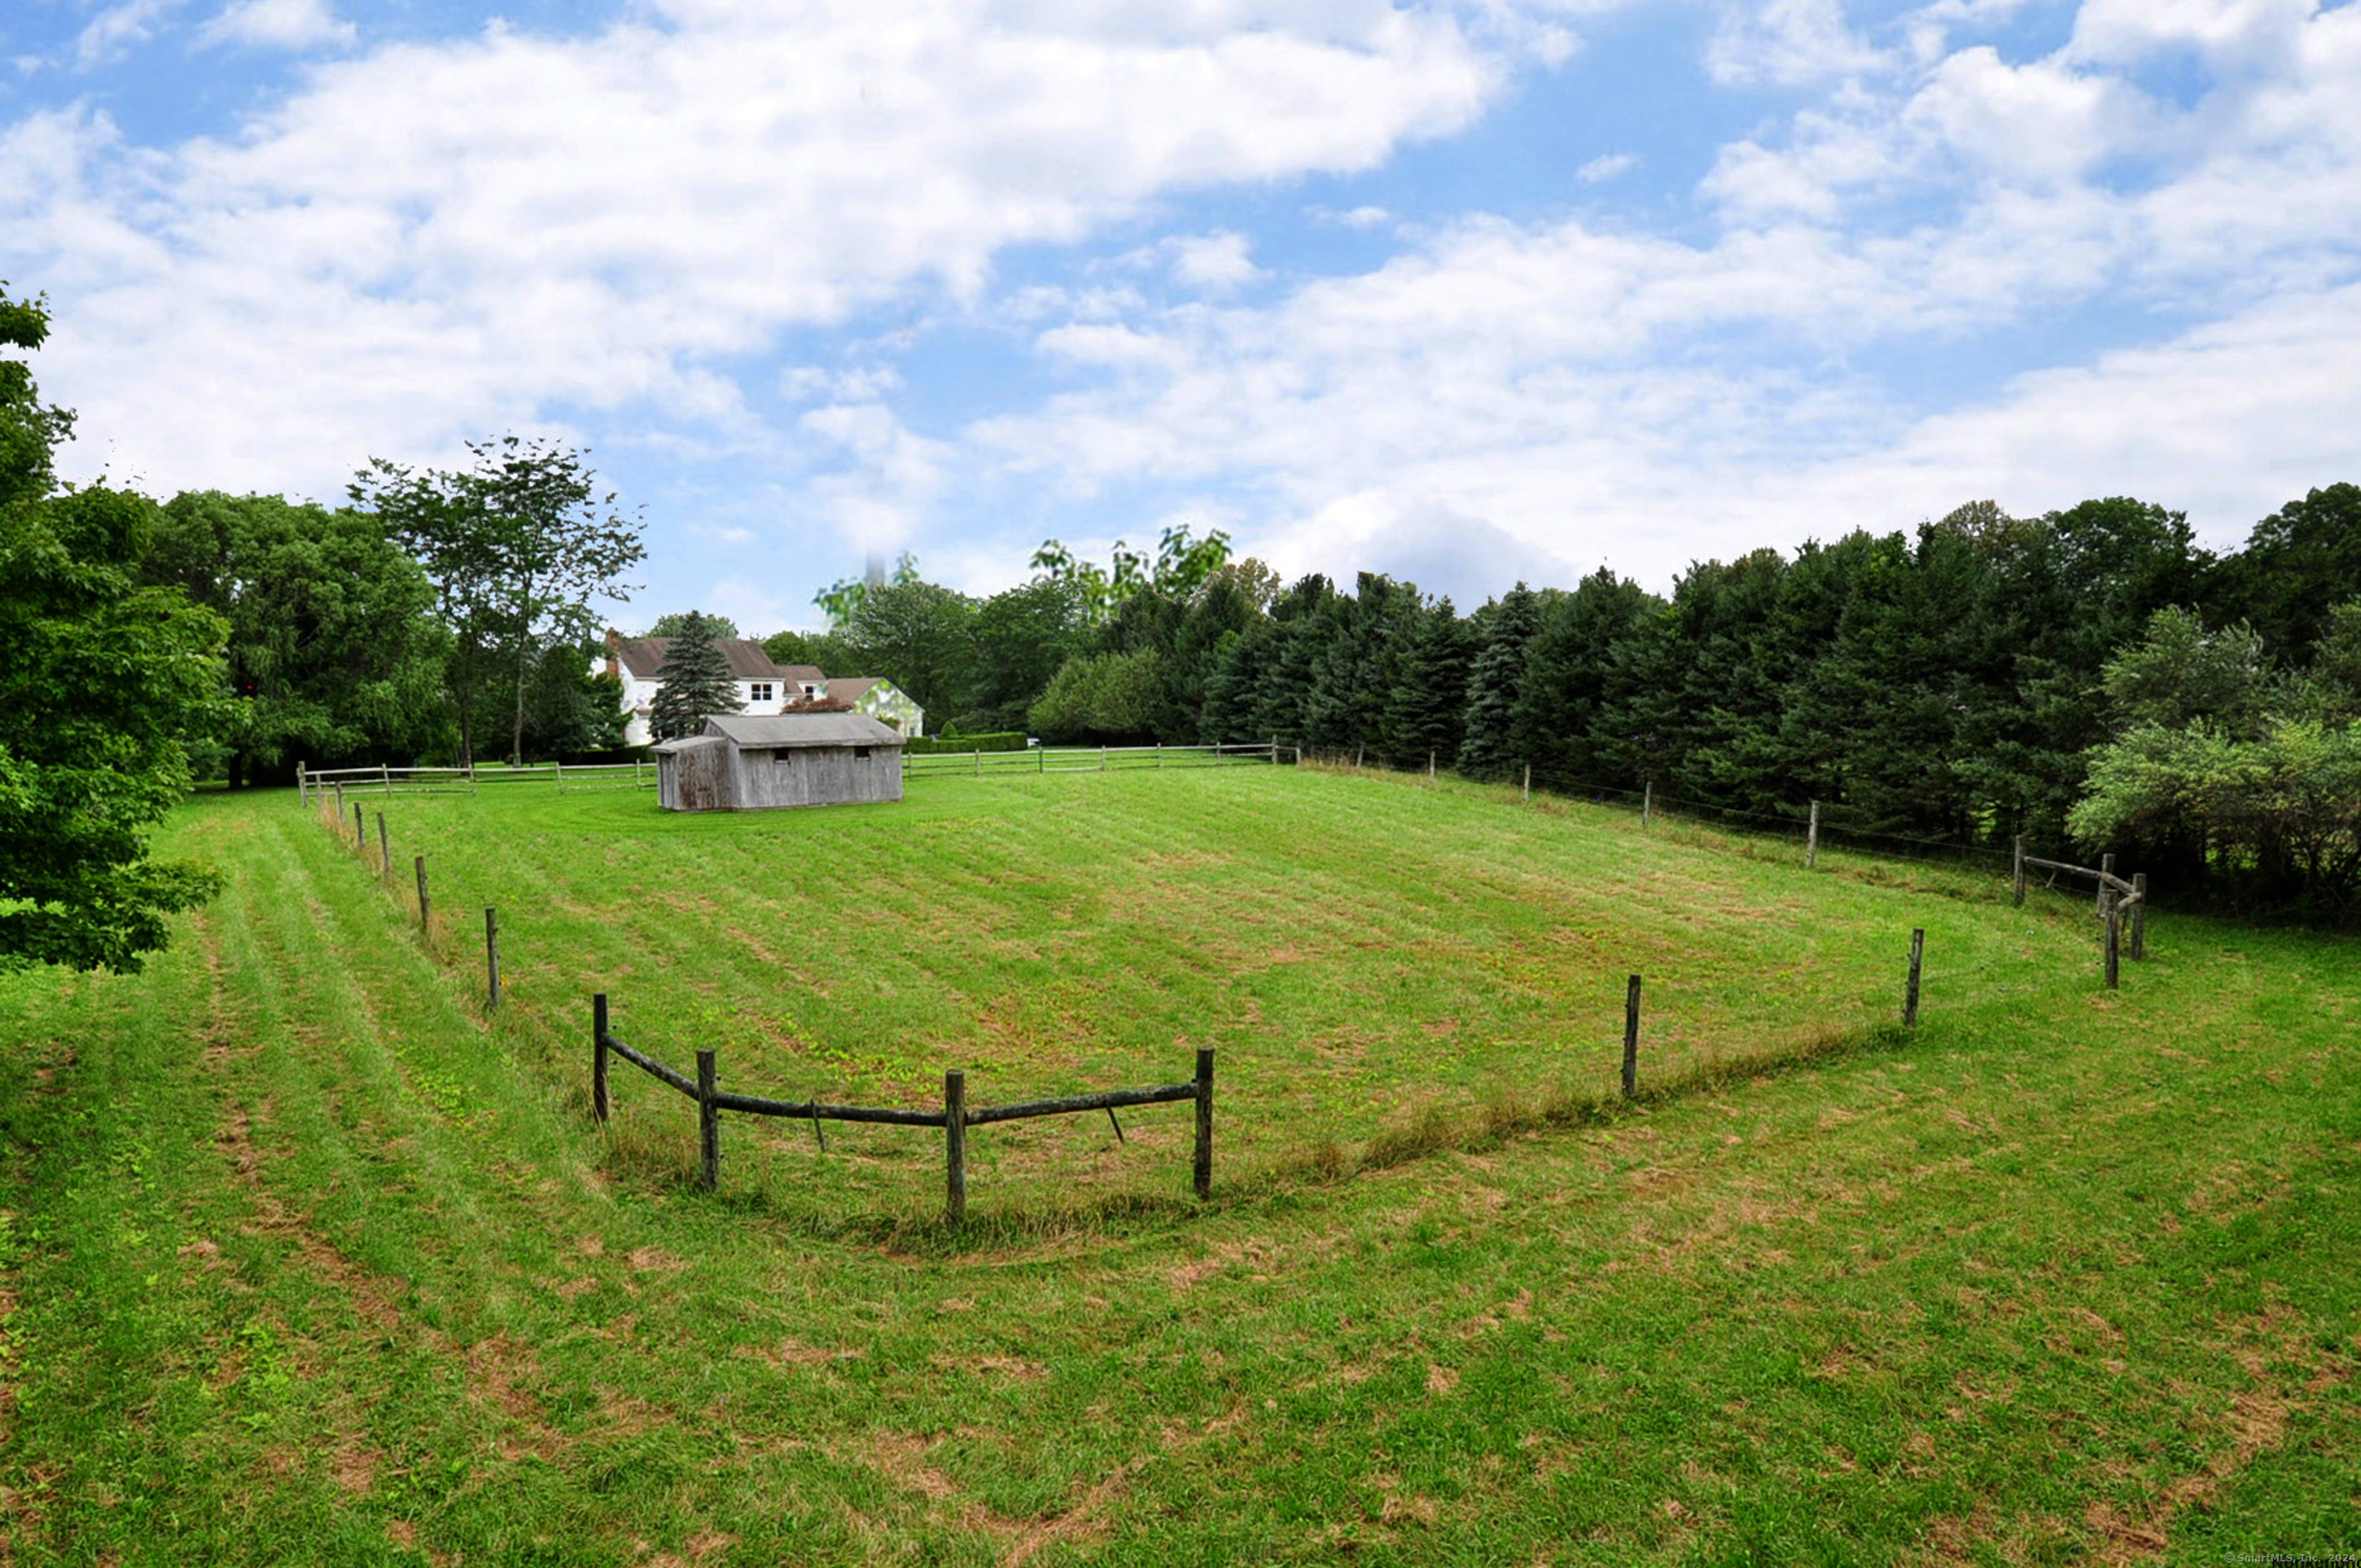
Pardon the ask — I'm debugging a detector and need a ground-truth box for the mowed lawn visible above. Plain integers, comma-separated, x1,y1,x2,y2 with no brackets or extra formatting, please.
0,766,2354,1565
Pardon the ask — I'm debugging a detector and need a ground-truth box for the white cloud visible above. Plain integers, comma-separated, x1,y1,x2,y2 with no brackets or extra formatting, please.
196,0,356,50
1705,0,1886,89
75,0,181,68
1311,203,1396,228
1575,151,1636,182
1167,231,1265,291
3,1,1517,499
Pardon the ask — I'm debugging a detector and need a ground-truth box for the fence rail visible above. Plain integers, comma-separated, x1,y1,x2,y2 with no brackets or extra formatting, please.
591,994,1214,1220
901,740,1290,779
300,760,654,801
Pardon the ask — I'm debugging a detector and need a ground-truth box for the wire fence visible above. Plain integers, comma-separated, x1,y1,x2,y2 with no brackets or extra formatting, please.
901,741,1290,779
1294,746,2024,874
303,760,655,798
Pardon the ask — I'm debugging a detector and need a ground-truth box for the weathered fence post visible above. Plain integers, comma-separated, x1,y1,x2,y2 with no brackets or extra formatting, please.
944,1070,968,1224
379,762,391,794
1904,928,1925,1026
592,993,610,1124
975,748,982,778
554,758,564,793
1100,745,1108,773
2103,889,2121,989
1622,975,1641,1099
1428,751,1435,782
484,908,501,1011
376,811,392,876
1194,1048,1215,1200
414,856,431,931
333,780,344,828
2131,873,2148,961
297,761,308,808
697,1049,720,1192
353,800,365,848
1522,763,1531,805
2096,853,2114,915
2013,834,2027,908
1807,800,1820,868
1157,742,1163,769
1642,782,1653,829
1038,746,1045,775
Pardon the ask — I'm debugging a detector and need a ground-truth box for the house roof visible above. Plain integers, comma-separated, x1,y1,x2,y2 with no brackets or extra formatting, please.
776,664,825,684
615,636,791,681
702,712,906,749
826,676,914,706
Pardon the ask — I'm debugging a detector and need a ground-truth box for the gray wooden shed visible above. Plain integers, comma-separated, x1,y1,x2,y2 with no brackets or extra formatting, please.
654,712,905,812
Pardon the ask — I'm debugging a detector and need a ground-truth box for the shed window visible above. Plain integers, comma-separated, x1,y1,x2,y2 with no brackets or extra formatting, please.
854,747,872,759
749,681,774,703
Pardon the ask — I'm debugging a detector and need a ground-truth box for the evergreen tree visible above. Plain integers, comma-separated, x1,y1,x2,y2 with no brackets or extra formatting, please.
1509,569,1652,786
1456,583,1542,777
1382,597,1474,765
647,611,742,741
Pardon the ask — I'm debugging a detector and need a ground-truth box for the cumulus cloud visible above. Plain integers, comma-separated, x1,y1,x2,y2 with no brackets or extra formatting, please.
970,0,2361,589
74,0,181,68
196,0,356,50
3,0,1517,499
1575,151,1636,183
1705,0,1886,89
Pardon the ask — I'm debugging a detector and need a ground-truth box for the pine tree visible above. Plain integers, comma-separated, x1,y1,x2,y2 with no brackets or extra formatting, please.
1382,598,1473,765
1456,583,1541,777
647,611,743,741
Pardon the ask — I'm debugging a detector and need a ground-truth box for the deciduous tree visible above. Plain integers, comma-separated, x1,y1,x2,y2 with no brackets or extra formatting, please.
1,287,228,972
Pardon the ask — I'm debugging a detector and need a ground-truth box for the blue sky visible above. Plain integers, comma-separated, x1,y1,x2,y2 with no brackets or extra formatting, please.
5,0,2357,630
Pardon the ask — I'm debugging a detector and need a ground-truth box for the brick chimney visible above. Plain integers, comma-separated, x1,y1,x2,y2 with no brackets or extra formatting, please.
604,627,623,677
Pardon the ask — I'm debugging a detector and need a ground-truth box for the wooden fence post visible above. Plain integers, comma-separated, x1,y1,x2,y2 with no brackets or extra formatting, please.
2096,853,2114,915
975,748,982,778
333,781,344,828
297,760,307,808
944,1070,967,1224
2103,891,2121,989
353,800,365,848
2131,873,2148,960
697,1049,720,1192
1641,782,1652,829
1904,928,1925,1026
1622,975,1641,1099
379,762,391,794
1269,735,1278,765
2013,834,2027,908
1522,763,1531,805
1100,746,1107,773
376,811,392,876
593,993,610,1123
1194,1048,1215,1200
414,856,430,929
484,908,501,1011
1807,800,1819,868
1428,751,1435,782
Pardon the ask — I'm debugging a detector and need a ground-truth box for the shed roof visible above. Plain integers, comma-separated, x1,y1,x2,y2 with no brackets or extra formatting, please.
703,712,906,749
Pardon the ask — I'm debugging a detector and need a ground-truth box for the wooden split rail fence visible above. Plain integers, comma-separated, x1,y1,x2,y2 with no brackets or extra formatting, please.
2013,836,2148,986
300,760,655,799
591,995,1214,1220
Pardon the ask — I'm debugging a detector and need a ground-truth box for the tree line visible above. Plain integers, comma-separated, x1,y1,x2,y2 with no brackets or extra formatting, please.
7,277,2358,980
826,496,2359,916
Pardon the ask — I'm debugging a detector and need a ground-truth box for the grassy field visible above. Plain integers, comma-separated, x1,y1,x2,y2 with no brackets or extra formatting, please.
1,765,2354,1565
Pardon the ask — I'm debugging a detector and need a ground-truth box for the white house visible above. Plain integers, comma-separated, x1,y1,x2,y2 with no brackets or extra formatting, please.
598,630,923,746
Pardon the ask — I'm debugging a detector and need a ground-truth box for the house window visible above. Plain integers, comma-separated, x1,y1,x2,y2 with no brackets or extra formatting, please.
802,682,821,699
749,682,773,703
